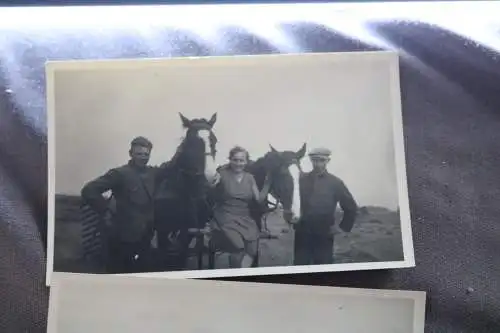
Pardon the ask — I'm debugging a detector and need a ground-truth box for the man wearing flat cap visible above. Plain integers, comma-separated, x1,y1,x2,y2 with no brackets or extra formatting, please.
293,147,358,265
81,136,174,273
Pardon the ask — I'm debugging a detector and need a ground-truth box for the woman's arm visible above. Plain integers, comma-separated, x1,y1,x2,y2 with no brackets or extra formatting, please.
207,171,221,188
251,173,272,203
209,164,231,188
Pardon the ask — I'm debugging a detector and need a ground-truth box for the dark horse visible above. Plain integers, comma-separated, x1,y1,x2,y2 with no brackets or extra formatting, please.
248,143,307,224
207,143,307,268
153,112,218,271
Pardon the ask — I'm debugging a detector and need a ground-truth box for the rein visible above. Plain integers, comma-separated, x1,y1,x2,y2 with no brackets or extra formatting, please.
260,197,279,237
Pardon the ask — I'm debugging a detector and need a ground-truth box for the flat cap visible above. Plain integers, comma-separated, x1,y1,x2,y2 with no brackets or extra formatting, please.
308,147,331,157
130,136,153,149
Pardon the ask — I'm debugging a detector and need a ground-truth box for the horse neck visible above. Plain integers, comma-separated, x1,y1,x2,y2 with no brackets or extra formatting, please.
247,157,268,188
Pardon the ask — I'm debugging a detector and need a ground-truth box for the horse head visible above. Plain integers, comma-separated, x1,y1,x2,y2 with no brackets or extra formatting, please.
253,143,306,220
176,112,218,178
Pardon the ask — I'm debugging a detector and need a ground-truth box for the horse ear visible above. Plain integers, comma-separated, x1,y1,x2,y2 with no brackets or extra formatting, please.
269,144,278,153
207,113,217,127
296,143,307,159
179,113,191,128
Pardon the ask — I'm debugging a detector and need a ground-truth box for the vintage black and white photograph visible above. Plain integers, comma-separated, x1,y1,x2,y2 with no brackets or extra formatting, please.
47,273,426,333
46,51,414,283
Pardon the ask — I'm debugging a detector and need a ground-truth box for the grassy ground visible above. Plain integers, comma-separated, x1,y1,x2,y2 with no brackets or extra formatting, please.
53,194,405,273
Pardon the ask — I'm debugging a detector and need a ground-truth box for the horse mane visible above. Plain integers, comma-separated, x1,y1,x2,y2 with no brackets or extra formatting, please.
158,131,206,190
164,139,185,171
249,151,282,173
245,151,281,190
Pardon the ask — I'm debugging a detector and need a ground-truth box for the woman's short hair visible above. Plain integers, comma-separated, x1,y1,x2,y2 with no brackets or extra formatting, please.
228,145,250,161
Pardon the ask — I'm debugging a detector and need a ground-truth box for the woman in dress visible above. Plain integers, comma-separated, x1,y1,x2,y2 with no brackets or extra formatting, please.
209,146,271,268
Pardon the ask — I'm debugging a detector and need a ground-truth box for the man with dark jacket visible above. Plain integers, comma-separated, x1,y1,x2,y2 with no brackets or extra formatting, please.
293,147,358,265
81,136,173,273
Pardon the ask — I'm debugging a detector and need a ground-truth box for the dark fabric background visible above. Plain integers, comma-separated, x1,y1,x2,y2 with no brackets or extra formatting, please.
0,3,499,333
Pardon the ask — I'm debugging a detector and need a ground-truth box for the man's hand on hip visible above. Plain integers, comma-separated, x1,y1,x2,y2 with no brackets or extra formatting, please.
329,224,344,236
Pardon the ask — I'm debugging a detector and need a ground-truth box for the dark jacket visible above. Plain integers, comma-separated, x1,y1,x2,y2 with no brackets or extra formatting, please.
299,170,358,234
81,161,172,243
